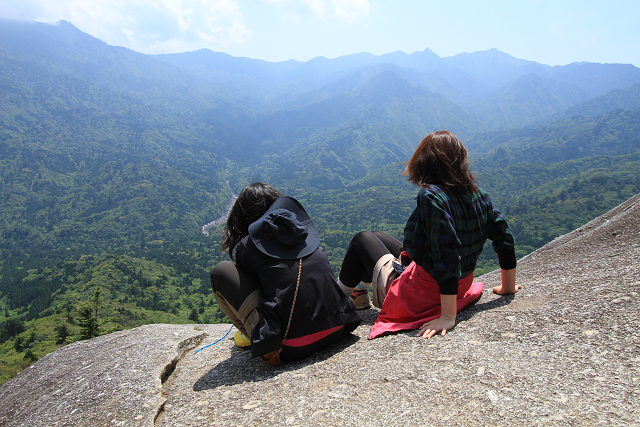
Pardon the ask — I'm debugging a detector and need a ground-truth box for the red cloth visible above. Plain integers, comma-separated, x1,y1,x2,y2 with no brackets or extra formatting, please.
282,325,343,347
369,261,483,339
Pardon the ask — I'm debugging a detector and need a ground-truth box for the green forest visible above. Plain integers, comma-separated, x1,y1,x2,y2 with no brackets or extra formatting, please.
1,20,640,385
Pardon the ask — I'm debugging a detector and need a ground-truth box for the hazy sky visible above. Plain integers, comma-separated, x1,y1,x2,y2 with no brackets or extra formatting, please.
1,0,638,66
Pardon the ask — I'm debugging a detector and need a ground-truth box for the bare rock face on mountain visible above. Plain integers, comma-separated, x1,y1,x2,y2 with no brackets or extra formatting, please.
1,194,639,427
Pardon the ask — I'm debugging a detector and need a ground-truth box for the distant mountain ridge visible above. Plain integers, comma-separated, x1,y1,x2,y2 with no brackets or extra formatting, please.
467,73,591,129
155,43,640,113
4,19,640,134
0,18,638,216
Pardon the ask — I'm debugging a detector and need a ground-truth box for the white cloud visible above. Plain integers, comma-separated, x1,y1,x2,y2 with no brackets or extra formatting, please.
331,0,370,22
0,0,251,53
260,0,370,22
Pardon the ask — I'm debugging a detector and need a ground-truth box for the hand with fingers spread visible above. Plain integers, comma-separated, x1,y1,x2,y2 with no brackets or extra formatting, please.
417,293,457,338
417,314,456,339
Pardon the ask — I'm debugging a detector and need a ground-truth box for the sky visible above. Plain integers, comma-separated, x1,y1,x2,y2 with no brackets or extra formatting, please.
1,0,639,66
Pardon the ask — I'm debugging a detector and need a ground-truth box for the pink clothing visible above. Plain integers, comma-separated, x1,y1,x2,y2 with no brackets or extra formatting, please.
283,325,343,347
370,261,483,339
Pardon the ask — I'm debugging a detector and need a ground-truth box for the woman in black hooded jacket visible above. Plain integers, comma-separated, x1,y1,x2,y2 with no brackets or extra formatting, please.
210,182,361,366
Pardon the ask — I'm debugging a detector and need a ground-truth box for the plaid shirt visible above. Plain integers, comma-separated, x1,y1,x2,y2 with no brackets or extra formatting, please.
403,185,516,295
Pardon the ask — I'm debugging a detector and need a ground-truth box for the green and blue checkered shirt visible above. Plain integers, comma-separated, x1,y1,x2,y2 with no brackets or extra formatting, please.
403,185,516,295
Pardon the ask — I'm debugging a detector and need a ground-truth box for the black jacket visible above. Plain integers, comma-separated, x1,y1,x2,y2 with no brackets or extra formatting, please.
236,236,362,358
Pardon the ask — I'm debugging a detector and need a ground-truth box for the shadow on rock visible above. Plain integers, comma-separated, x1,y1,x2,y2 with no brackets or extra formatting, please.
193,332,360,391
457,292,518,322
355,307,380,326
359,292,518,327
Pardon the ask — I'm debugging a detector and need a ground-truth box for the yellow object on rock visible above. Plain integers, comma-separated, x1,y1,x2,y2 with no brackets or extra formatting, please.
233,331,251,350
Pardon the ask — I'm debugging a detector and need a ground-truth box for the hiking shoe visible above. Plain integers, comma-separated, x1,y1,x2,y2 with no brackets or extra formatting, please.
350,288,371,310
234,331,251,350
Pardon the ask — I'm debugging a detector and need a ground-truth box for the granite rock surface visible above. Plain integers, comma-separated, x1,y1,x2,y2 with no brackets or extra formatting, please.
1,193,639,427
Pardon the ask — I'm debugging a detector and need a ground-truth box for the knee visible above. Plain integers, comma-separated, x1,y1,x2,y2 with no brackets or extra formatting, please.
350,231,375,247
210,260,236,293
371,231,389,240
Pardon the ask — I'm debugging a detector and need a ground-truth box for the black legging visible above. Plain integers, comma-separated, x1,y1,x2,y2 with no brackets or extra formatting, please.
339,231,403,287
210,261,257,311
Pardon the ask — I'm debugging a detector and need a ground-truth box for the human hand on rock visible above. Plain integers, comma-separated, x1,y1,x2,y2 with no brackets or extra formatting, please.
492,284,523,295
417,315,456,339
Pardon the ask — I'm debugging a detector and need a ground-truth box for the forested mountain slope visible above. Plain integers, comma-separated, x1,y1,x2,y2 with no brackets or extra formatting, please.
0,47,240,258
155,40,640,130
542,83,640,124
467,108,640,164
293,106,640,273
467,73,591,130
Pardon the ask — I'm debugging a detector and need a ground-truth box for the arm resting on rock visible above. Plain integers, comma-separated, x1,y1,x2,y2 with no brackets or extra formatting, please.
420,267,521,338
493,268,522,294
417,294,457,339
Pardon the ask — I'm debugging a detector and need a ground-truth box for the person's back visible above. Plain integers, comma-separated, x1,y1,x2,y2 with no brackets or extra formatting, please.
403,184,515,295
235,230,360,358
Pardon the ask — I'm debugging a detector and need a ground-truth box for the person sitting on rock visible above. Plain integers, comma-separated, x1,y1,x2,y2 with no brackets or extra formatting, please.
338,130,521,339
210,182,362,366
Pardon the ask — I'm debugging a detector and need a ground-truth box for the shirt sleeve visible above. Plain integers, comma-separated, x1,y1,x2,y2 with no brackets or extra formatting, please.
486,201,517,270
235,240,260,282
235,239,285,357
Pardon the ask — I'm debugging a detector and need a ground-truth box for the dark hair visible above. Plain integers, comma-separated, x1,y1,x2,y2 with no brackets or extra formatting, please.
403,130,478,194
221,182,283,260
222,182,282,259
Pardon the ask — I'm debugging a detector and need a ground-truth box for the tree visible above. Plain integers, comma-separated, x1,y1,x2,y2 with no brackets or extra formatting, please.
0,318,26,343
188,308,199,323
54,322,72,345
24,349,38,363
14,335,24,352
77,287,103,340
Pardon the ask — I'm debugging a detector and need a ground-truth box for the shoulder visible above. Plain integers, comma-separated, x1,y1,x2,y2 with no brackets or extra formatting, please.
475,187,490,199
471,187,494,206
417,185,445,201
236,236,266,266
236,235,250,253
416,185,452,209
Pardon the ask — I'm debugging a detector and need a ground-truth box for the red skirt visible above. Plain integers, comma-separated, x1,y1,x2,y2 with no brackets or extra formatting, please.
369,261,483,339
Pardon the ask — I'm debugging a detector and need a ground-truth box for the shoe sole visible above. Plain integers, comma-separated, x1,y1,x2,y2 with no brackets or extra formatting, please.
351,292,371,310
234,331,251,350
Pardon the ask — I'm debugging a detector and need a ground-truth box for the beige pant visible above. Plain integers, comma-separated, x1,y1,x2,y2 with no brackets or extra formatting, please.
214,289,260,337
210,260,261,337
371,253,399,309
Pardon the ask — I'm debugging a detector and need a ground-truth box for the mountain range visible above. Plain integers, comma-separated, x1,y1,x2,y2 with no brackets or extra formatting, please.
1,18,639,384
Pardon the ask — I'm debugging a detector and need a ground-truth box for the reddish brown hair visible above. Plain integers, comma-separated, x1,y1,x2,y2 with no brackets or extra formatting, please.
404,130,478,194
